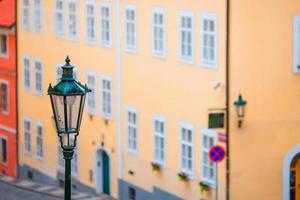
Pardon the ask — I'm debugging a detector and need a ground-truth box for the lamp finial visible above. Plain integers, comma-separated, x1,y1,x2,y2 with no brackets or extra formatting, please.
65,56,70,64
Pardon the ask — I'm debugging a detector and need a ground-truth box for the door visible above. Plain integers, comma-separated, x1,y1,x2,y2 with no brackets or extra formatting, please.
96,149,110,195
102,151,110,195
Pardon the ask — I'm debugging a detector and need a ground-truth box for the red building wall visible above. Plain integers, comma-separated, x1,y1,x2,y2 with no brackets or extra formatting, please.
0,0,16,177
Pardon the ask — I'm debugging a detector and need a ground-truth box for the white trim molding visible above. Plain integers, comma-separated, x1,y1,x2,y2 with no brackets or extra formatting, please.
0,124,16,134
283,145,300,200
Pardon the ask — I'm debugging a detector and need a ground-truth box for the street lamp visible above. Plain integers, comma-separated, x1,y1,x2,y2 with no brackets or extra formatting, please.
234,94,247,128
48,56,91,200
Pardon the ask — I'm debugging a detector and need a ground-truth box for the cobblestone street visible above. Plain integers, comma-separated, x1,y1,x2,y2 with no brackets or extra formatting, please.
0,181,59,200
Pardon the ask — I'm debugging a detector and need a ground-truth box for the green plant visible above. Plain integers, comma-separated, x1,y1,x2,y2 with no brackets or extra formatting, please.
199,181,210,193
177,172,189,181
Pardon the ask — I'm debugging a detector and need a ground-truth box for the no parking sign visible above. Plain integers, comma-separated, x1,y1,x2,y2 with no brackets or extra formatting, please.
209,145,226,163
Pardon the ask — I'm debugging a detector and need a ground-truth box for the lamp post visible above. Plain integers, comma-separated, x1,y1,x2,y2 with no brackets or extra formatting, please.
48,56,91,200
234,94,247,128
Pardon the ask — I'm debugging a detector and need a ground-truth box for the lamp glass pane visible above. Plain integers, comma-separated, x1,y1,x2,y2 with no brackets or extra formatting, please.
66,95,81,132
60,133,77,149
52,94,66,132
77,95,86,130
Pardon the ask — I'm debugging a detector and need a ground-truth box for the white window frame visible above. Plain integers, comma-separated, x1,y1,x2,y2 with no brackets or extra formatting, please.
201,128,217,186
24,117,32,154
179,11,194,64
35,122,44,160
152,7,166,58
100,3,112,48
86,71,97,115
179,121,194,177
153,114,166,166
68,0,78,40
23,55,31,91
201,12,218,69
293,16,300,73
127,106,138,154
0,135,8,165
34,58,43,96
0,80,9,115
22,0,30,31
33,0,43,32
124,5,137,53
0,33,9,57
100,74,112,120
86,0,96,44
54,0,64,36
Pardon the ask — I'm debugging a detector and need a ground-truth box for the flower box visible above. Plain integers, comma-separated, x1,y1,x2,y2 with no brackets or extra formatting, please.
151,162,162,171
177,172,190,181
199,181,210,193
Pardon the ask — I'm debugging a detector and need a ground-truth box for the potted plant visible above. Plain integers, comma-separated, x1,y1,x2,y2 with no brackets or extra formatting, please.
199,181,210,193
177,171,190,182
151,162,162,171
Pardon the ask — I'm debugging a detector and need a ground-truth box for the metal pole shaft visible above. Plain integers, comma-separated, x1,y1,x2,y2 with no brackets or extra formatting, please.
63,149,74,200
216,163,218,200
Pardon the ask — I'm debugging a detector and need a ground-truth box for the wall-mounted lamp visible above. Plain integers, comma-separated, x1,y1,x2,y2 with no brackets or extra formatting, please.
234,94,247,128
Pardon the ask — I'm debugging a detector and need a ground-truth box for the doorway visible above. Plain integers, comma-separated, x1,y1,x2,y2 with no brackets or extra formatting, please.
290,154,300,200
96,148,110,195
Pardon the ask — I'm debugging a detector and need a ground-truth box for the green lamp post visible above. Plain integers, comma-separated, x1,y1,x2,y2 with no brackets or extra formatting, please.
234,94,247,128
48,56,91,200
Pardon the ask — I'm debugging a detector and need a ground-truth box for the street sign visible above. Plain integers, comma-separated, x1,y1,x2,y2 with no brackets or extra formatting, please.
218,132,227,143
209,145,225,163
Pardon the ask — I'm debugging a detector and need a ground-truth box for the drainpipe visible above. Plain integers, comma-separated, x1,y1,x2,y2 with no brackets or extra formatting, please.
15,0,19,178
225,0,230,199
116,0,122,181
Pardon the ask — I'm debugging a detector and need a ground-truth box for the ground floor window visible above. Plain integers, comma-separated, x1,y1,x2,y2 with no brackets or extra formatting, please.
0,137,7,164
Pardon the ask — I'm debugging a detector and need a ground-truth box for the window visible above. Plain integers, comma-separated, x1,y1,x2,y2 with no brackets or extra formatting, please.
58,139,64,167
71,146,78,173
201,13,218,68
68,0,78,39
55,0,64,35
100,4,112,47
152,8,166,58
22,0,30,30
127,107,138,153
128,187,136,200
153,115,166,165
0,137,7,164
23,56,31,90
24,118,31,154
201,128,217,185
180,122,194,176
179,11,194,64
293,16,300,73
33,0,42,32
36,123,43,159
125,5,137,52
35,59,43,95
86,72,96,114
0,34,8,56
86,1,96,43
100,75,112,119
0,81,9,114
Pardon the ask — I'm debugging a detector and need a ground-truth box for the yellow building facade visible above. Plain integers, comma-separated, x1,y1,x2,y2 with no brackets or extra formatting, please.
229,0,300,200
14,0,266,199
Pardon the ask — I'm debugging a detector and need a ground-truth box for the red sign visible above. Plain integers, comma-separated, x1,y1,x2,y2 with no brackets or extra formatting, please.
209,145,226,163
218,132,227,143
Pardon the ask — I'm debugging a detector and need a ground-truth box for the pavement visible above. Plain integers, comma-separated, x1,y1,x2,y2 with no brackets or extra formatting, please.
0,174,113,200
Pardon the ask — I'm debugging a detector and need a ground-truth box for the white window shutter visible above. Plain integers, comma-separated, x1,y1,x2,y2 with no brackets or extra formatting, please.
293,16,300,73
